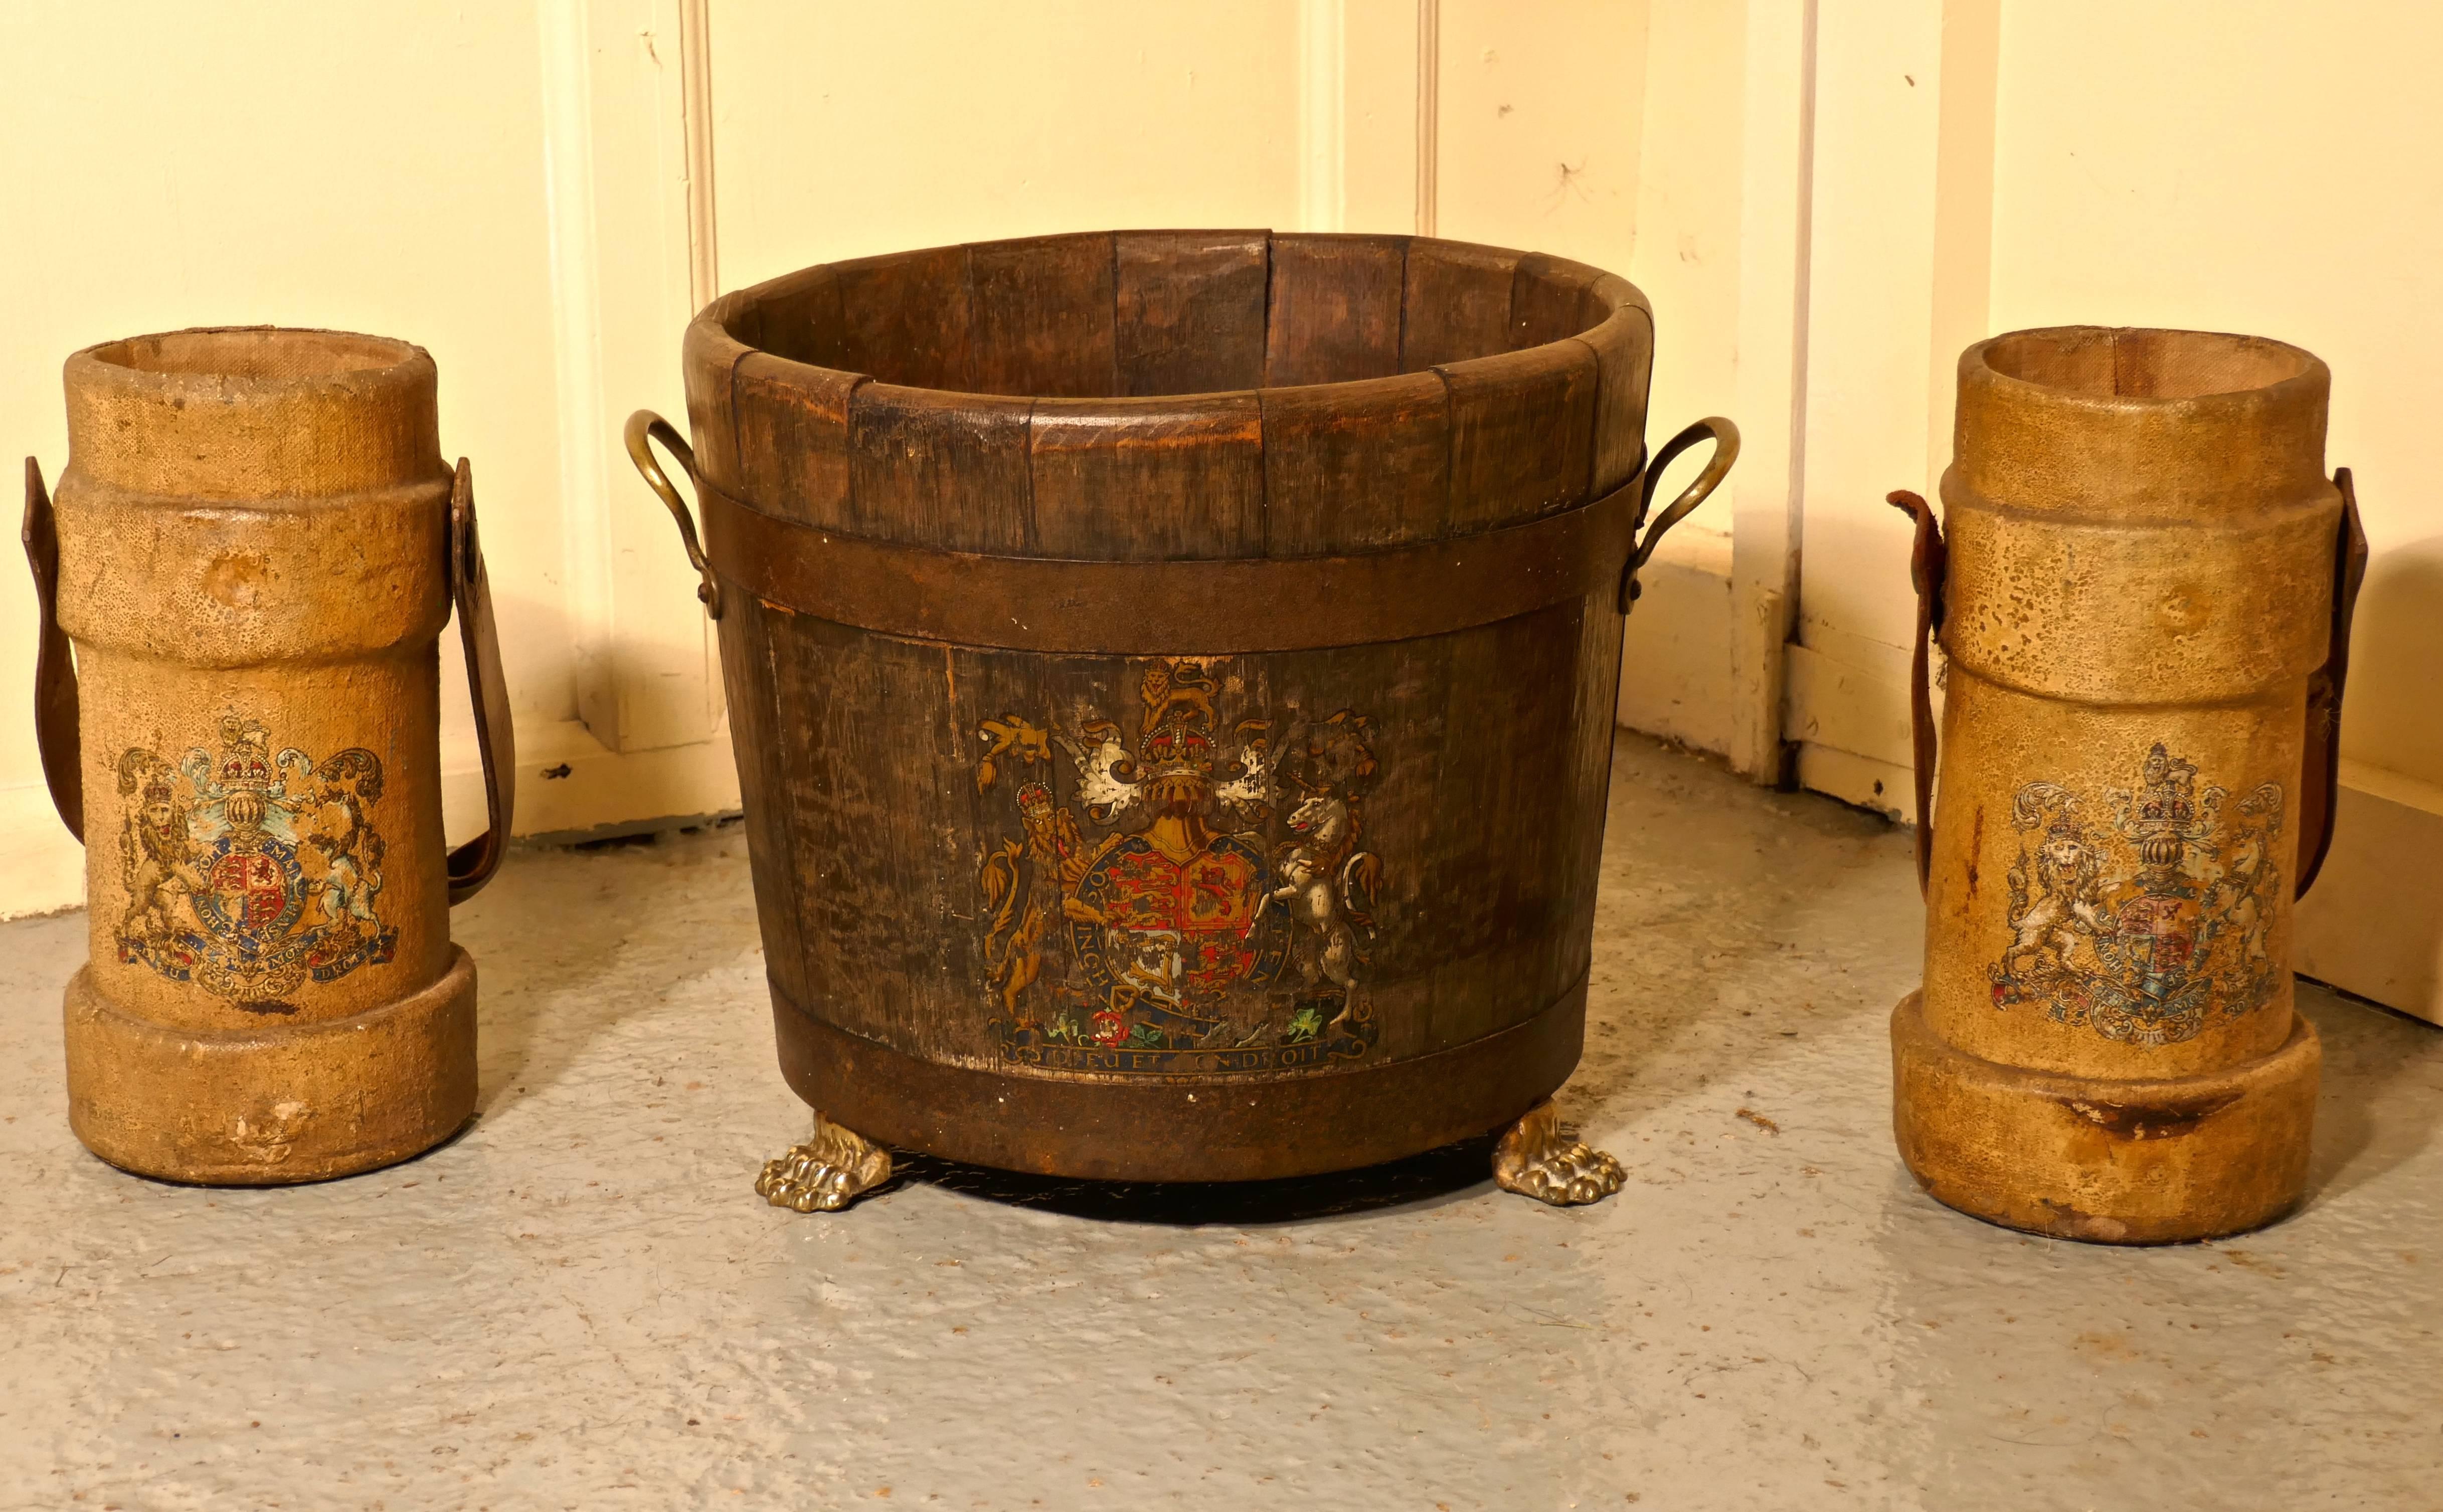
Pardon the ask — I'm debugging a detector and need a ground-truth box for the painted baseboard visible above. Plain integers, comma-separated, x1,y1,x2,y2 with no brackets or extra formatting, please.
0,785,85,921
440,717,742,844
1784,635,1925,824
1616,525,1736,757
0,718,742,921
1793,743,1916,824
2297,761,2443,1027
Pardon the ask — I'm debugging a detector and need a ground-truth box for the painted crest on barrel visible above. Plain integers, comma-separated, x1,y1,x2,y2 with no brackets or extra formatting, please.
113,713,396,1010
1989,742,2283,1046
975,658,1385,1075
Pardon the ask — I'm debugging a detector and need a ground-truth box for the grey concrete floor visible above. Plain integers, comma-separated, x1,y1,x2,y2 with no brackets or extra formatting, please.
3,733,2437,1511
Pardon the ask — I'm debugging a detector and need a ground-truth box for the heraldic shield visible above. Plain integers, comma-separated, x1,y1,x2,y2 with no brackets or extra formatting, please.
113,712,396,1010
1989,741,2285,1048
976,658,1385,1075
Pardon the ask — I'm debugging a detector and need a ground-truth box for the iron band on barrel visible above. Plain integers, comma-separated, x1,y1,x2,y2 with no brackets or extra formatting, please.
768,974,1591,1183
701,472,1645,655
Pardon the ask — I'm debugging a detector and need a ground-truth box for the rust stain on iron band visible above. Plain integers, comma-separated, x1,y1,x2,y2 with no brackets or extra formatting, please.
701,478,1642,654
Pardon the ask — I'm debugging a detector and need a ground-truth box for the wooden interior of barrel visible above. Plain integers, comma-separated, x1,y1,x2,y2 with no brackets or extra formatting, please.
684,232,1654,558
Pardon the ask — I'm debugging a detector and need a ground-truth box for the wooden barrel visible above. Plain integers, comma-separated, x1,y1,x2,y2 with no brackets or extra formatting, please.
634,232,1733,1184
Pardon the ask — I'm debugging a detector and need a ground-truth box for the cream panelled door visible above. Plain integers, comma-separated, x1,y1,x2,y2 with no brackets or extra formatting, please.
1783,0,2443,1022
1,5,578,915
540,0,726,761
0,0,743,920
1784,1,1973,824
710,3,1331,282
0,0,1777,916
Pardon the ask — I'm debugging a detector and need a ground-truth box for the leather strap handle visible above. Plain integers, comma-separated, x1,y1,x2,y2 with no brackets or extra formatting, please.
446,458,516,904
2295,467,2368,899
1620,417,1740,613
26,455,514,900
1889,474,2365,904
624,410,723,619
22,457,82,841
1888,489,1947,899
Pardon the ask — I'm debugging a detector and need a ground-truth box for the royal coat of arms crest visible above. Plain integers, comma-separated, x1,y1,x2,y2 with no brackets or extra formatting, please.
113,713,396,1010
974,658,1386,1075
1989,741,2284,1047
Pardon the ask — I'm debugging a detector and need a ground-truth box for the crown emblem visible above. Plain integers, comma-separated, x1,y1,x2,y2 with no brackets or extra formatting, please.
215,714,277,794
2128,741,2210,867
1138,661,1217,776
1993,740,2286,1051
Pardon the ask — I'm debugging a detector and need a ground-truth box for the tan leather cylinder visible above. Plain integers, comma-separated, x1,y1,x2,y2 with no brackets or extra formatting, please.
1894,326,2339,1244
49,327,476,1184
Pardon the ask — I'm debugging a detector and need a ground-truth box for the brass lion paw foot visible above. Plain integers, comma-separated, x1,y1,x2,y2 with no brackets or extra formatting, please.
755,1112,893,1212
1492,1098,1625,1206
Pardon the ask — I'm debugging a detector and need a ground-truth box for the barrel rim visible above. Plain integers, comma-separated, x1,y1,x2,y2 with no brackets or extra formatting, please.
683,231,1661,560
692,230,1651,411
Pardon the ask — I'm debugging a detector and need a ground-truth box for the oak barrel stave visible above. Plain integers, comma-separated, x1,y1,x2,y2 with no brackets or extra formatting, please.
1400,238,1522,373
1027,393,1267,561
1112,230,1270,397
966,232,1120,400
720,598,1617,1056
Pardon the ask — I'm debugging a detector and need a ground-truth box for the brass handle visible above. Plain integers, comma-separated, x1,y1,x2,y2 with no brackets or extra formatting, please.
1620,417,1740,613
624,410,723,619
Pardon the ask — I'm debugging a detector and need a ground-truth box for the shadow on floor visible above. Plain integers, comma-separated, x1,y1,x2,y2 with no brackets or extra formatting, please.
460,821,764,1122
2298,977,2443,1209
883,1133,1500,1226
